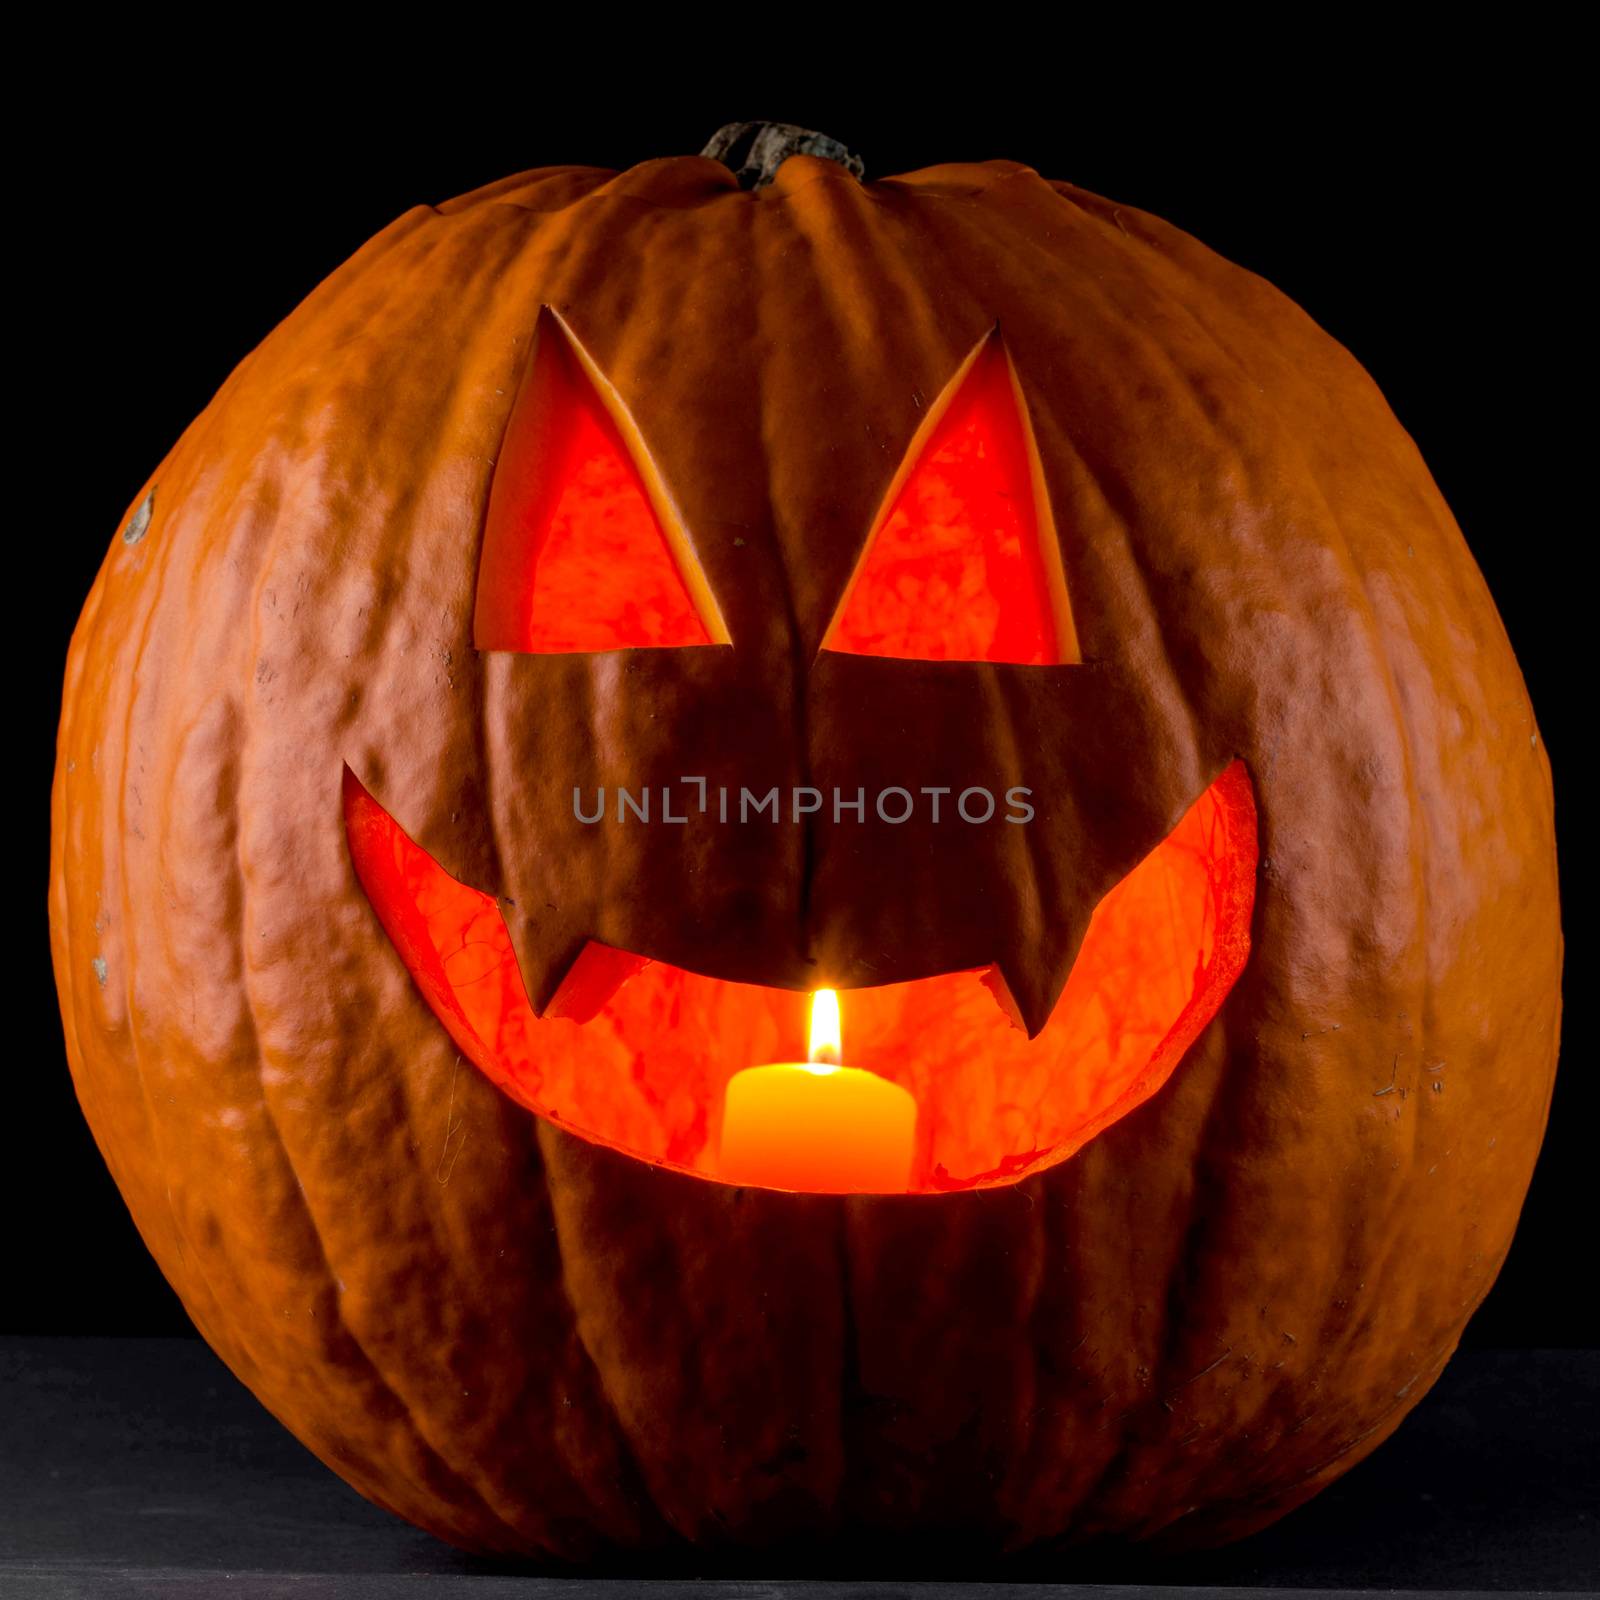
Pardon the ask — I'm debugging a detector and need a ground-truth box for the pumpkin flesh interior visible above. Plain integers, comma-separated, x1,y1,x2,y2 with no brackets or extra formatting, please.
345,762,1256,1192
474,308,726,654
824,333,1078,666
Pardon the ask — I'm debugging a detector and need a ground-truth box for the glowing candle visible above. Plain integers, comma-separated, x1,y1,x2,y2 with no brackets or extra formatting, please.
719,990,917,1192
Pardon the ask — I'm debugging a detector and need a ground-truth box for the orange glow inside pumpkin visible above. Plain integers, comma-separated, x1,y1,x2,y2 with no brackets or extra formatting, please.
344,763,1256,1192
825,336,1079,666
474,311,721,654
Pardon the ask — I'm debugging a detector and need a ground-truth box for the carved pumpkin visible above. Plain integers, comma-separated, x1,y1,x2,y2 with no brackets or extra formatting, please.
51,126,1560,1560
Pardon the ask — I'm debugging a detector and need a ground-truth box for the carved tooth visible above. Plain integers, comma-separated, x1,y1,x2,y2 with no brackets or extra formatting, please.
543,941,652,1023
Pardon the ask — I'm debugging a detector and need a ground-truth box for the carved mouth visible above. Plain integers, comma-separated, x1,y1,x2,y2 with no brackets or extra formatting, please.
345,764,1257,1193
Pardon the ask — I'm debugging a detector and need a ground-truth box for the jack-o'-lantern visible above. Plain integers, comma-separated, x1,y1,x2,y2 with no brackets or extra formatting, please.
50,122,1561,1560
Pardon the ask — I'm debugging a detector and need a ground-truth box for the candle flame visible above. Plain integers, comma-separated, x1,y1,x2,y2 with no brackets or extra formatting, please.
808,988,842,1070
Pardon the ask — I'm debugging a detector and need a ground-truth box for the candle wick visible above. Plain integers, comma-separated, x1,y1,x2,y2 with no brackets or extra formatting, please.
808,1044,841,1067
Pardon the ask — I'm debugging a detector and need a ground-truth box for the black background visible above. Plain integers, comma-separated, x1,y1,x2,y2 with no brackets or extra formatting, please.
15,72,1587,1348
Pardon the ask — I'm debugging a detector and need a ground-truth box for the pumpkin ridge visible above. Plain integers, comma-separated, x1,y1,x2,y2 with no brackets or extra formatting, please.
528,1115,679,1540
437,166,618,216
168,751,506,1544
1190,1337,1451,1537
1157,250,1446,1398
986,667,1067,1026
229,571,554,1550
749,190,823,965
109,462,251,1359
237,981,544,1552
834,1200,874,1529
208,336,581,1550
1081,1045,1242,1521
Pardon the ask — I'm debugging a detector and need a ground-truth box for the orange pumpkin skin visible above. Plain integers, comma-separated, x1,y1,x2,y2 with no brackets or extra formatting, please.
50,153,1561,1559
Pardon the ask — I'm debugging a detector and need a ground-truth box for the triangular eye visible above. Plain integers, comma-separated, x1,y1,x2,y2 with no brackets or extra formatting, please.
823,333,1079,666
475,310,727,654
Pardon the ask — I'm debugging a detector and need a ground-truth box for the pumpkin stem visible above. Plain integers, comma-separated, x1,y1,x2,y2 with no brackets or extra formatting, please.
701,122,864,189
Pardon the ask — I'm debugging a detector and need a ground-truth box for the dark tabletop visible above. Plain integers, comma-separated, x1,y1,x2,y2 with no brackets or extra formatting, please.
0,1337,1593,1597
